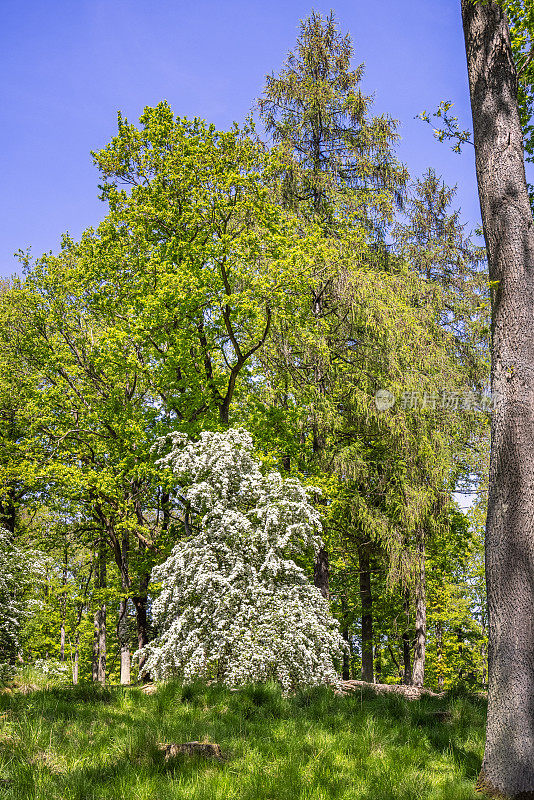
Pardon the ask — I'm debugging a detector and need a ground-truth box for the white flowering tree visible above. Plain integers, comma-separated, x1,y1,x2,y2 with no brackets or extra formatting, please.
140,429,345,690
0,528,37,677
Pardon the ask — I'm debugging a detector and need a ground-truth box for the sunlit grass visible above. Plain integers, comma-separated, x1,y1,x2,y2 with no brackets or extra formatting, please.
0,680,485,799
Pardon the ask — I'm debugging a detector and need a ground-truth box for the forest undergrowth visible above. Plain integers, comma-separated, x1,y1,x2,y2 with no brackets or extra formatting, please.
0,674,485,800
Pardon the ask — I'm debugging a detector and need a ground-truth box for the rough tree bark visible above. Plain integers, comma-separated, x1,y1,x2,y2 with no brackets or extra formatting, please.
462,1,534,795
411,532,426,688
359,542,374,683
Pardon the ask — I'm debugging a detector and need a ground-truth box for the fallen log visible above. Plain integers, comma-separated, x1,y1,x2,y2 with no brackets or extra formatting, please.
338,680,445,700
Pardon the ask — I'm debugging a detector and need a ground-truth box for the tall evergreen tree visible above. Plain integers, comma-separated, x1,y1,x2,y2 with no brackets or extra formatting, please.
393,170,488,687
257,13,481,689
257,13,409,643
258,10,407,234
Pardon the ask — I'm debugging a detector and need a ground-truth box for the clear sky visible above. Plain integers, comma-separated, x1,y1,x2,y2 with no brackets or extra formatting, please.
2,0,482,278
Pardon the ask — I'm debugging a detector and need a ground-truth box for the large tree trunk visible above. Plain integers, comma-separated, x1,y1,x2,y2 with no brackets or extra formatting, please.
411,533,426,688
462,2,534,795
358,542,374,683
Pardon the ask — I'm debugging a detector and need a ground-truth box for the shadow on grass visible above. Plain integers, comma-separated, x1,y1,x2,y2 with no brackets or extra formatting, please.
0,682,486,800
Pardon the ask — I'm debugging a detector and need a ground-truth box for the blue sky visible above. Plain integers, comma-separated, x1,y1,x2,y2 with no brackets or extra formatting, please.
2,0,480,278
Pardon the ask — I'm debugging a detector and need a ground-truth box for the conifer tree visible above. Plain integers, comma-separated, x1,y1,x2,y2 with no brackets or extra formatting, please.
257,13,480,689
392,170,489,687
257,13,409,640
258,10,407,234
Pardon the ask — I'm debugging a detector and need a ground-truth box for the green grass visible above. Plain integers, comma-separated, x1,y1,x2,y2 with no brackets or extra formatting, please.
0,679,485,800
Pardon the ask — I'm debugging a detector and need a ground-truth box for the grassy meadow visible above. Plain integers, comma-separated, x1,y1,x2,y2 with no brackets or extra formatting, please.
0,677,486,800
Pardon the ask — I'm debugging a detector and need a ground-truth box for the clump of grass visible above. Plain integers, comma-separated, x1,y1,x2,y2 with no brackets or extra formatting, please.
0,679,485,799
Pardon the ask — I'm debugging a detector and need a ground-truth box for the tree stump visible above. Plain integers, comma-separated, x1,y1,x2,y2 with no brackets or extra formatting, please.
158,741,224,762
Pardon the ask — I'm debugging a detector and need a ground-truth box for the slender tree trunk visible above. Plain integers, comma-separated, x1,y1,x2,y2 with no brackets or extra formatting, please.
313,546,330,600
457,634,465,684
341,594,350,680
72,633,79,685
106,513,131,686
60,548,67,662
342,631,350,680
118,598,130,684
436,621,444,689
402,633,412,685
132,571,150,680
462,1,534,795
92,541,107,684
375,642,382,683
98,606,106,685
411,533,426,688
387,641,402,681
60,627,66,661
92,553,99,680
402,591,412,686
60,623,66,661
0,488,16,535
132,494,151,681
92,614,99,682
161,490,170,532
359,542,374,683
118,532,130,685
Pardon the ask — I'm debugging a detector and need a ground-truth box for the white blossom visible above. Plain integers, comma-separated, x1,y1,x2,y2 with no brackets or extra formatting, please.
0,528,40,675
33,658,70,679
140,429,345,690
